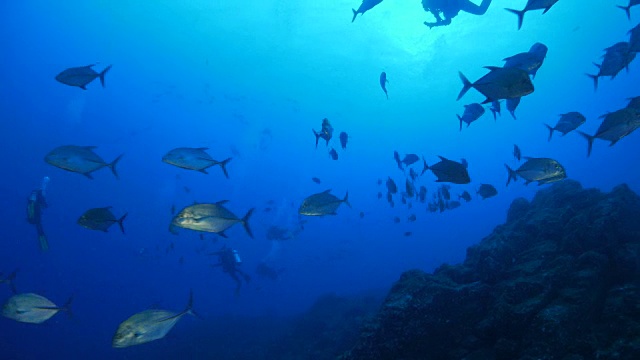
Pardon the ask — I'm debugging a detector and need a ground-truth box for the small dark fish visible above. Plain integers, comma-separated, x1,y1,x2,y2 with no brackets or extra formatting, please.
477,184,498,199
428,203,438,213
0,270,18,294
409,168,418,182
545,112,586,141
505,157,566,186
404,232,412,237
618,0,640,20
339,132,349,150
408,214,417,222
359,211,365,219
393,151,403,170
505,0,560,30
458,103,485,130
577,107,640,156
352,0,384,22
418,186,427,203
513,144,522,161
458,67,534,103
377,192,383,199
329,148,339,160
55,64,112,90
377,179,383,185
440,185,451,201
506,97,521,119
402,154,420,166
423,156,471,184
490,101,501,120
78,207,127,234
312,177,322,184
386,177,398,194
393,216,401,223
380,72,389,99
401,196,407,205
459,191,472,202
386,192,393,203
405,179,415,198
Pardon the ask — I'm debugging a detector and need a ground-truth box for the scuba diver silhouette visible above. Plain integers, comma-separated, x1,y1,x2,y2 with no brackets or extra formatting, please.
210,246,251,295
422,0,492,28
27,176,50,251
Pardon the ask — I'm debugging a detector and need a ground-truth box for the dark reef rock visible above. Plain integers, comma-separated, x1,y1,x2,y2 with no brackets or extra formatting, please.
341,180,640,360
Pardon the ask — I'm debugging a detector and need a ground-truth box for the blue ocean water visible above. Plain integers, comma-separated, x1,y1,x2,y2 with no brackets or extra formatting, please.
1,0,639,358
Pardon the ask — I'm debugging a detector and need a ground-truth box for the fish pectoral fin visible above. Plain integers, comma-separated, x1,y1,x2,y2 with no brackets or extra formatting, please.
83,173,94,180
198,169,209,174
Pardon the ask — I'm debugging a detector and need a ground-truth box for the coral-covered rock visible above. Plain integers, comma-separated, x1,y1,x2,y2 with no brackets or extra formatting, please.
341,180,640,359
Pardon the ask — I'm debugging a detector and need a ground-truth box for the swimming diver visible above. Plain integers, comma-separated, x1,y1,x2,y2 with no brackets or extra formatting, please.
27,176,50,251
422,0,492,28
210,246,251,295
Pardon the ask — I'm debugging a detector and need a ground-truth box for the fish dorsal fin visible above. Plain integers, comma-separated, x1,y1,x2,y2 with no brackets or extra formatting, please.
483,66,501,71
216,200,229,205
322,189,332,194
437,155,448,161
85,64,96,68
523,156,534,160
196,147,209,151
102,206,113,210
82,146,98,150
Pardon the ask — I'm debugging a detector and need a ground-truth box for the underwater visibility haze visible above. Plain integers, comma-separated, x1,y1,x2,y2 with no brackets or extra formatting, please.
1,0,640,358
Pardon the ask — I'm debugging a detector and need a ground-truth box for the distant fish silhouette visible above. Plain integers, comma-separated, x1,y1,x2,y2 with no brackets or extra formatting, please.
352,0,384,22
505,0,560,30
380,72,389,99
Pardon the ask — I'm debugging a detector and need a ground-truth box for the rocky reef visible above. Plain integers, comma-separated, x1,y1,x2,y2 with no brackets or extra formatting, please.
341,180,640,360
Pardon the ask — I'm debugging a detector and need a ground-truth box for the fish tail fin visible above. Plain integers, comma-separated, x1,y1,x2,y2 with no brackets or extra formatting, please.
617,5,632,20
99,65,112,88
505,164,518,187
61,295,74,318
313,129,320,148
544,123,555,142
505,8,525,30
182,289,200,318
352,8,358,22
457,72,472,100
421,157,429,175
117,212,128,234
241,208,255,239
490,109,497,121
457,114,463,131
343,192,351,208
218,157,232,178
38,233,49,252
577,131,595,157
586,73,598,91
108,154,124,179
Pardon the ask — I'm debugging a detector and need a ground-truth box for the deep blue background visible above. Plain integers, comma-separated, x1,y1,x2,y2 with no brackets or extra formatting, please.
1,0,639,358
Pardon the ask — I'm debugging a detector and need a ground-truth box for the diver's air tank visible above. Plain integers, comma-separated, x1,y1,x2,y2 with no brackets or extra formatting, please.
232,249,241,264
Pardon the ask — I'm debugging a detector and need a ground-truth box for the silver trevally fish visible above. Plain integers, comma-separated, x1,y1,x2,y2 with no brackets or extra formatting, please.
505,157,566,186
577,107,640,156
112,291,195,348
458,67,534,104
55,64,112,90
587,42,636,90
299,189,351,216
77,207,128,234
2,293,73,324
162,147,231,178
544,112,586,141
172,201,254,238
503,42,548,78
423,156,471,184
45,145,123,179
